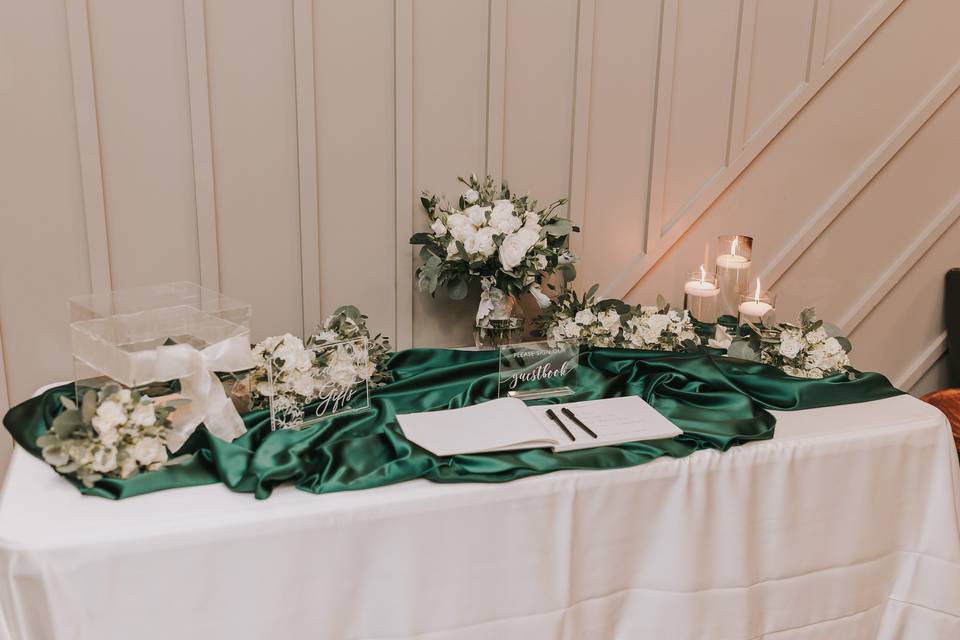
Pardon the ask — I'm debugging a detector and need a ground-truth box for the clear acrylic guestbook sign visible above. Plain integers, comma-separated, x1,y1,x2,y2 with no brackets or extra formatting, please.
266,337,371,431
497,340,579,400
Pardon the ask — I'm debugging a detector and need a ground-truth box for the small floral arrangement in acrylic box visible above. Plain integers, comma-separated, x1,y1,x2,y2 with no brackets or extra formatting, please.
249,335,372,431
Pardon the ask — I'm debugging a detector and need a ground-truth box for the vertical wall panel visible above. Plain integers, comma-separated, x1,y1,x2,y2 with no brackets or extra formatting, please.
578,0,660,290
205,0,303,341
500,0,578,205
657,0,740,234
0,0,91,407
741,0,816,146
315,0,396,340
87,0,200,288
410,0,490,347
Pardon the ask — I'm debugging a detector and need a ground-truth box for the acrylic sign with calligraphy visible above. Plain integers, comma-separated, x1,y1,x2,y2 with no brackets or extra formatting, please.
497,340,579,400
266,337,370,431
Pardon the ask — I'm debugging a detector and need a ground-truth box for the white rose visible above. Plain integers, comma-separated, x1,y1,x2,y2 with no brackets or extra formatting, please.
133,438,168,467
824,337,843,355
558,250,575,264
446,239,459,258
533,254,548,270
66,443,94,466
464,205,488,227
98,426,119,447
575,309,596,326
324,362,360,389
430,218,447,236
779,337,803,359
313,329,339,344
130,401,157,427
91,447,118,473
92,400,127,433
115,389,132,405
289,370,317,397
805,327,827,344
522,211,541,232
646,314,670,334
255,381,276,397
446,213,475,242
489,204,522,235
464,226,497,257
464,189,479,204
708,325,733,350
561,318,581,339
598,310,620,334
498,228,540,271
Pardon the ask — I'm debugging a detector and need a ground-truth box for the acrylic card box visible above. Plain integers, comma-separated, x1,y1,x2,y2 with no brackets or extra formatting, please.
70,282,252,396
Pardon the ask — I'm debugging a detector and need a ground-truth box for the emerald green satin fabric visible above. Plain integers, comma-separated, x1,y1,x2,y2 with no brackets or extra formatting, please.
3,348,902,500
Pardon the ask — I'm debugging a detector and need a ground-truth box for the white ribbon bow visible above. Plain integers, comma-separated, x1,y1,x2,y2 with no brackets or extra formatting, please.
132,334,253,451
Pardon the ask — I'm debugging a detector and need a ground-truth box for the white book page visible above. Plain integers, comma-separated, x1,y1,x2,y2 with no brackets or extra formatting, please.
527,395,682,452
396,397,555,457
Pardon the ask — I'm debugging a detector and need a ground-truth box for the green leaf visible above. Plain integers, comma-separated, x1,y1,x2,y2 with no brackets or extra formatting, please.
333,305,361,320
727,340,757,361
51,411,84,438
836,336,853,354
559,263,577,283
409,232,432,245
447,277,468,301
800,307,817,325
59,396,77,411
585,283,599,303
543,219,573,237
761,310,776,329
822,322,843,338
81,390,97,423
656,294,667,310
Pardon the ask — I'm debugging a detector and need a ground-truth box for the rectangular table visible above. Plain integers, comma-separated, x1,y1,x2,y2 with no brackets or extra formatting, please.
1,394,959,639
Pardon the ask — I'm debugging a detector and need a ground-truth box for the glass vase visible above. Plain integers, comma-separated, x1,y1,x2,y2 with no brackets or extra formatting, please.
474,293,525,350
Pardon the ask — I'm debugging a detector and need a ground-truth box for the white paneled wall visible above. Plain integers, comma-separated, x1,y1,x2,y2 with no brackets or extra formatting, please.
1,0,958,474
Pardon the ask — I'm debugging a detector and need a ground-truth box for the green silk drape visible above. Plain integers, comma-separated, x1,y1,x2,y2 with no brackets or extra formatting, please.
3,348,901,500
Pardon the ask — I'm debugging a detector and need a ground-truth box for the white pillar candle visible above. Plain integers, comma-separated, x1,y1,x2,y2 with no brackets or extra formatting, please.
683,267,720,324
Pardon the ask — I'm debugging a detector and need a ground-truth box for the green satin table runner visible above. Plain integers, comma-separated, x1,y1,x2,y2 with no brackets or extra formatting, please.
3,348,902,500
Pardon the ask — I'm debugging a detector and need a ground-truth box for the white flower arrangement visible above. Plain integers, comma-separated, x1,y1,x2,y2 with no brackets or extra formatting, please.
410,174,578,322
247,306,391,429
726,308,853,379
37,384,179,487
533,285,698,352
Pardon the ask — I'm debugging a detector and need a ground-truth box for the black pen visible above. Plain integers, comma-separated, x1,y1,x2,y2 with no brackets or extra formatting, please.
545,409,576,442
560,407,598,439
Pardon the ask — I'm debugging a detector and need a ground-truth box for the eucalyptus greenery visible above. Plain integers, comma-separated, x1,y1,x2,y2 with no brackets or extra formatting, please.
37,384,184,488
533,285,699,352
725,307,854,379
409,174,578,304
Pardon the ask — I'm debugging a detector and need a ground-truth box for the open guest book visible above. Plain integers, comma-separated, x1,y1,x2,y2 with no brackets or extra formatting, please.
396,395,683,456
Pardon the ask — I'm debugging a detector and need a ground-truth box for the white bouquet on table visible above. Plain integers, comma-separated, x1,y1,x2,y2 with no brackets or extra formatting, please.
726,308,854,379
410,174,579,329
533,286,698,352
37,384,182,487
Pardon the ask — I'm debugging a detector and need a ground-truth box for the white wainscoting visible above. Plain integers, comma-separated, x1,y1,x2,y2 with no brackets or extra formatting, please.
1,0,958,475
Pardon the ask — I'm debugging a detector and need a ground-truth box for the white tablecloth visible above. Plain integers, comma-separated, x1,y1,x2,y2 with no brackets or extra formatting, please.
0,394,958,639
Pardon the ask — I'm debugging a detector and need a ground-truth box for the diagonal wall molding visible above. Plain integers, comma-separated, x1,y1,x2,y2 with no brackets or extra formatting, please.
761,60,960,287
897,331,947,391
840,189,960,333
183,0,221,292
65,0,112,293
609,0,905,298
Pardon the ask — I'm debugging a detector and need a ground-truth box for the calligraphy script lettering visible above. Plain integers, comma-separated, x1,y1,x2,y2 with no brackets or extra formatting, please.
508,360,572,389
314,384,356,417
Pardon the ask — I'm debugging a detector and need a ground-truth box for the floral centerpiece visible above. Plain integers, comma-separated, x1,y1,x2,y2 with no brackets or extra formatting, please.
533,285,698,351
245,306,392,429
410,174,578,347
723,308,854,378
37,384,182,487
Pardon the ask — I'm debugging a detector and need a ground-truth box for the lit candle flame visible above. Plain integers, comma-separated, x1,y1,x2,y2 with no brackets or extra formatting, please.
753,277,762,302
699,264,706,283
730,236,739,257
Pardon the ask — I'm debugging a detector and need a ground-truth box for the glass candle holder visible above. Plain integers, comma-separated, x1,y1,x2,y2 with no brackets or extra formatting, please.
715,235,753,320
738,287,776,326
683,270,719,324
